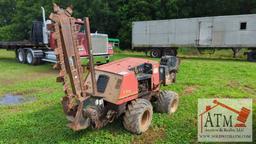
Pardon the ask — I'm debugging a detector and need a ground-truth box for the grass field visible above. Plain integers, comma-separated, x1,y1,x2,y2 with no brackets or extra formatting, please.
0,49,255,143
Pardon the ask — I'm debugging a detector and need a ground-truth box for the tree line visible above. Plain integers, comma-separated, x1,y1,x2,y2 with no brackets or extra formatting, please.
0,0,256,49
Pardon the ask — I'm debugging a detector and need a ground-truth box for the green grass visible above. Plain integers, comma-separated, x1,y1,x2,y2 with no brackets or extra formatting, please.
0,49,255,143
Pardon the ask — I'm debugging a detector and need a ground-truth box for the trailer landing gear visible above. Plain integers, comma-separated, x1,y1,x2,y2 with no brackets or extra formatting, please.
232,48,241,58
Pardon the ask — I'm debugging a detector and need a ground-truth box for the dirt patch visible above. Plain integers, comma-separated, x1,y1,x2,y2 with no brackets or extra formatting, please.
193,116,197,127
15,87,55,95
243,85,256,95
227,81,256,95
253,99,256,104
182,85,199,96
14,89,39,96
132,127,166,144
222,95,233,98
210,95,233,98
7,107,22,113
227,81,240,88
0,79,17,86
0,71,56,86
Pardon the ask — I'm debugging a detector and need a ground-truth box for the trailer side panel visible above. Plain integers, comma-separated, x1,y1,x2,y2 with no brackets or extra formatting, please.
132,14,256,48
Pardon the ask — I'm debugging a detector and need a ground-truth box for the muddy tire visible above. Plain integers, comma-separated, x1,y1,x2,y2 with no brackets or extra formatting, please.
123,99,153,134
156,91,179,115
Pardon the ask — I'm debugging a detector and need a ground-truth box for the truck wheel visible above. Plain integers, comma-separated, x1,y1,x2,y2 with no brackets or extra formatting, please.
150,49,161,58
123,99,153,134
26,50,41,65
156,91,179,115
16,49,26,63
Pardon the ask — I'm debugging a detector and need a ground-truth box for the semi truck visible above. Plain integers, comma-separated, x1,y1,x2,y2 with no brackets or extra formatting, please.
0,7,113,65
132,14,256,62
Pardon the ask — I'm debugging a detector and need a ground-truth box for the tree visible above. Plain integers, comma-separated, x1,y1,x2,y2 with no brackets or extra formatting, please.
0,0,256,48
117,0,159,48
0,0,16,40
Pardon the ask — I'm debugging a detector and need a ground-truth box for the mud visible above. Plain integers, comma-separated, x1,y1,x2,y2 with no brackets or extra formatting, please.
227,81,256,95
132,127,166,144
226,81,240,88
182,85,199,96
243,85,256,95
0,71,56,86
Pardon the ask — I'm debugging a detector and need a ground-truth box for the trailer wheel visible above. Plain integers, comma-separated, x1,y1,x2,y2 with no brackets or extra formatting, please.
156,91,179,115
150,49,161,58
123,99,153,134
26,50,41,65
16,49,26,63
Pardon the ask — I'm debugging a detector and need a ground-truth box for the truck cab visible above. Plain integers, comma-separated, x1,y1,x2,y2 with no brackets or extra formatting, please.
12,7,113,65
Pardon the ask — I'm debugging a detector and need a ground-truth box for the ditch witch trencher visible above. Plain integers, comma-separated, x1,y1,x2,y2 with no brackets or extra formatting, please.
50,4,180,134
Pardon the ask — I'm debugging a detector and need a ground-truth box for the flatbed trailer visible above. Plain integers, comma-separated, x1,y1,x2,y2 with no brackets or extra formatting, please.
132,14,256,62
0,41,41,49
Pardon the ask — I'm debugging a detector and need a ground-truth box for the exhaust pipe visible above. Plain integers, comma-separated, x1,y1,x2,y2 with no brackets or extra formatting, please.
41,7,49,45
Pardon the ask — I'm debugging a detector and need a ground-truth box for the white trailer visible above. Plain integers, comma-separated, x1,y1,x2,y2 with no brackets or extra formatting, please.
132,14,256,61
